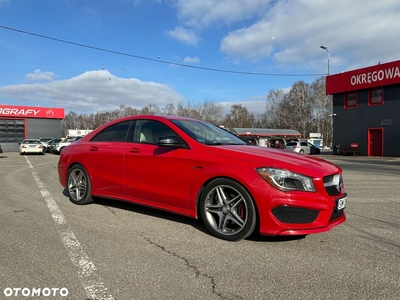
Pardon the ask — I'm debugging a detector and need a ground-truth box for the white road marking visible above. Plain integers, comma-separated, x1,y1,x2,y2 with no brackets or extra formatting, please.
25,156,115,300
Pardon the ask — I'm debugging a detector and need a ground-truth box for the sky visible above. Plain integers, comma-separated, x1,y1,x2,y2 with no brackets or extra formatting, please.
0,0,400,115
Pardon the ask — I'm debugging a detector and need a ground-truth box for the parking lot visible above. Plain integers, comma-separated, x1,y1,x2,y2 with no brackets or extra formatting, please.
0,152,399,300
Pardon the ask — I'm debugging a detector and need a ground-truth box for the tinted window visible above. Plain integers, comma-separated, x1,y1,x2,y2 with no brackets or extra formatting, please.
92,121,133,142
172,119,246,145
286,142,298,146
134,120,176,144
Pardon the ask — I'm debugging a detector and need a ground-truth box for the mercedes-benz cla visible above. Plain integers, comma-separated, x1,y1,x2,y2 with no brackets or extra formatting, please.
58,115,346,241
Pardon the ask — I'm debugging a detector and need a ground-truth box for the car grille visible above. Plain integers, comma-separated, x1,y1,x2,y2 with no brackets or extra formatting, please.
272,206,319,224
323,174,343,196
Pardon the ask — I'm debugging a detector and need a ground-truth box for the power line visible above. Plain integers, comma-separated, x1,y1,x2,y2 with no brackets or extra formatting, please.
0,25,324,77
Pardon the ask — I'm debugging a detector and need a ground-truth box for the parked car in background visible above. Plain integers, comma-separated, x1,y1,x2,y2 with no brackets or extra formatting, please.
19,139,45,155
46,138,62,153
58,115,346,241
54,136,83,154
38,137,54,152
268,137,286,149
285,141,321,154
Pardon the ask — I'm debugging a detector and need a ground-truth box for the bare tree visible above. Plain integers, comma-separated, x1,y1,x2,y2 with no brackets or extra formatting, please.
265,89,287,128
279,81,313,137
222,104,255,128
197,100,224,124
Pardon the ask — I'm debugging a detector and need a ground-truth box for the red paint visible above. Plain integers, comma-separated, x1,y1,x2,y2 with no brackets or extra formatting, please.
58,115,346,238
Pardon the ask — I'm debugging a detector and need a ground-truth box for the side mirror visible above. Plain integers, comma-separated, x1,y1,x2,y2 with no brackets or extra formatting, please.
157,135,184,147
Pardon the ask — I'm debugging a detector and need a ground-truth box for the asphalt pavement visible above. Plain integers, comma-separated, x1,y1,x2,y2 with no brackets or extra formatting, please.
0,152,399,300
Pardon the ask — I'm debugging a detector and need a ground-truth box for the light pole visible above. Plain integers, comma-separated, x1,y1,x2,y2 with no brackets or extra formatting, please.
321,45,333,150
320,45,330,75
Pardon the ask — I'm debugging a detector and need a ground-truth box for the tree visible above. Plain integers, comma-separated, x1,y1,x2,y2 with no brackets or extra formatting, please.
222,104,255,128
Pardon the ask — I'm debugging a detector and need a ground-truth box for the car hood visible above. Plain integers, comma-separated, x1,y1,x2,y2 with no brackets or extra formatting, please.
207,145,341,177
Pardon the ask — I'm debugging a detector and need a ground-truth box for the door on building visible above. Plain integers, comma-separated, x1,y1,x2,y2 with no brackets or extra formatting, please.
368,128,383,156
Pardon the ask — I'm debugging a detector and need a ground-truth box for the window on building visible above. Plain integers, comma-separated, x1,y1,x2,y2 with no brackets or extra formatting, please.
369,88,384,106
344,92,357,108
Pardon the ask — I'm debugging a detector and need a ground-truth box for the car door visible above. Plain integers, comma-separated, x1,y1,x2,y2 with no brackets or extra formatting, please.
307,142,318,154
124,119,191,213
81,120,134,198
300,141,311,154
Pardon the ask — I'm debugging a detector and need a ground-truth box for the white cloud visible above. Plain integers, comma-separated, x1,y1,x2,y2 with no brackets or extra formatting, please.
166,26,200,46
183,56,200,63
170,0,400,73
25,69,56,81
173,0,271,28
0,70,184,114
220,0,400,70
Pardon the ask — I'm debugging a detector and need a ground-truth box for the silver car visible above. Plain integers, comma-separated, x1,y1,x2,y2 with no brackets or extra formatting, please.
285,141,320,154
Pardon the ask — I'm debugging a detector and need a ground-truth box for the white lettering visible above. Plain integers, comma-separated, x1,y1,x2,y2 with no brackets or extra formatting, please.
32,288,41,296
60,288,69,296
0,108,42,116
350,75,356,85
385,68,394,78
42,287,51,297
13,288,21,296
350,65,400,87
21,288,30,296
361,73,366,84
3,288,12,297
3,287,69,297
395,67,400,78
378,70,384,80
51,288,59,296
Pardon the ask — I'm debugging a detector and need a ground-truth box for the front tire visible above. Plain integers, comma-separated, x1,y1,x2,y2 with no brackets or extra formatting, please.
199,178,256,241
66,164,93,205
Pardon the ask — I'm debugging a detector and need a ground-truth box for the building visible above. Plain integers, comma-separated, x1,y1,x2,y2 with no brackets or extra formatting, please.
326,59,400,157
0,104,65,152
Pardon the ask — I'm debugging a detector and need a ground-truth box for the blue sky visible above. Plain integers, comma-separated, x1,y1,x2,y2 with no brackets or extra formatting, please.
1,0,400,115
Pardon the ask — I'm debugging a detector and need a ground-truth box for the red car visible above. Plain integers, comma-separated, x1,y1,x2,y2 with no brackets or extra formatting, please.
58,115,346,241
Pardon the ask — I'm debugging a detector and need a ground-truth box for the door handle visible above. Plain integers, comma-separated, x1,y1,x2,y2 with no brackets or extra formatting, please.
129,148,141,153
89,146,99,152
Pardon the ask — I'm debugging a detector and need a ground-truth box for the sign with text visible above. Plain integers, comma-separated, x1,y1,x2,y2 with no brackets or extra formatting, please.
350,143,359,148
326,60,400,94
0,105,65,119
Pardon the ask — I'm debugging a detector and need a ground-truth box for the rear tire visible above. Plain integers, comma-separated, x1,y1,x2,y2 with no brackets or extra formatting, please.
66,164,93,205
199,178,256,241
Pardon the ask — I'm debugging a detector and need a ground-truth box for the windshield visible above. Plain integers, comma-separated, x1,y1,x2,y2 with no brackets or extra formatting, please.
172,119,247,146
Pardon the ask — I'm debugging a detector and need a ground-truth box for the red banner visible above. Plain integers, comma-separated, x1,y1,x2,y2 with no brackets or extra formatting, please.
0,105,65,119
326,60,400,94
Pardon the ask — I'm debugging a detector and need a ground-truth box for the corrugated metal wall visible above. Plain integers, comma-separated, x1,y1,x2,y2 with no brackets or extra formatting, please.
0,118,62,152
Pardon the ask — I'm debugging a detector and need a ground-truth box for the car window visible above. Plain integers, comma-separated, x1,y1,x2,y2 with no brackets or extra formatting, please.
91,121,133,142
286,142,297,146
300,142,308,146
134,120,176,144
172,119,246,145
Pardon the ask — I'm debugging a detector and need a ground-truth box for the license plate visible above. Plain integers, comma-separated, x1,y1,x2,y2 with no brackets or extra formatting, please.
336,196,347,210
29,145,36,147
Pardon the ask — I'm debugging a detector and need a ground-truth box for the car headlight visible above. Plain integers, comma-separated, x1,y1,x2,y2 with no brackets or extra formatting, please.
256,167,315,192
